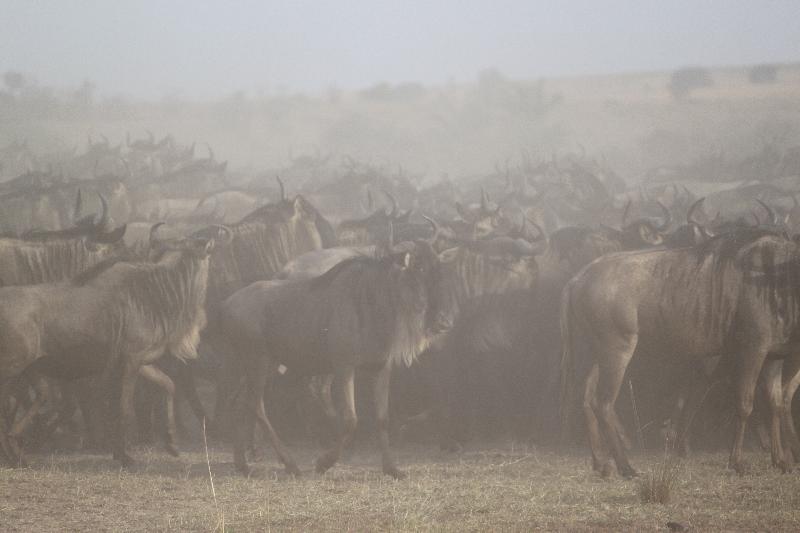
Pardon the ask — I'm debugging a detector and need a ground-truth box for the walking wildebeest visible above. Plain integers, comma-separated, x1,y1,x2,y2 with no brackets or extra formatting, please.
220,237,448,479
0,226,229,467
560,227,800,477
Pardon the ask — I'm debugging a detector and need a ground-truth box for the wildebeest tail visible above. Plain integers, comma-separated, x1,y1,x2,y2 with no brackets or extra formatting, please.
559,281,576,444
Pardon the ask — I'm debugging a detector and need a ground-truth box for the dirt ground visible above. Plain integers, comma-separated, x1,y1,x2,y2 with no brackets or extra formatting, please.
1,439,799,532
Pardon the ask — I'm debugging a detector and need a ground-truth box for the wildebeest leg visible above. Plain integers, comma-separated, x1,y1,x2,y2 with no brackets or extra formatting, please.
779,353,800,463
316,367,357,475
728,348,769,475
235,357,299,476
8,375,51,465
173,364,208,428
138,364,179,457
0,383,23,465
583,364,610,476
594,334,638,478
372,362,404,479
761,360,790,472
113,356,148,468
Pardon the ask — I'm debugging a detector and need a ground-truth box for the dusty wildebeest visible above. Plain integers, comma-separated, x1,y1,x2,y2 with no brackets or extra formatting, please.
0,226,229,467
560,227,800,477
190,187,337,433
220,237,448,479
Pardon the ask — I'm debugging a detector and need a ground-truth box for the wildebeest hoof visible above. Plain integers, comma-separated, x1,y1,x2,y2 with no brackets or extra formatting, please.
164,443,180,457
235,462,251,477
117,453,135,469
600,462,614,478
285,463,301,477
246,446,264,462
729,461,747,476
384,466,406,480
315,454,336,474
619,466,638,479
775,460,792,474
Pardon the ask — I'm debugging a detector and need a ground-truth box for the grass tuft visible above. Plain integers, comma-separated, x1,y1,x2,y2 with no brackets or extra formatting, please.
638,451,683,505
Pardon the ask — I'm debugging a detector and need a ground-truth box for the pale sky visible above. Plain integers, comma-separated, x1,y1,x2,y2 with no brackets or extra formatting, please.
2,0,798,100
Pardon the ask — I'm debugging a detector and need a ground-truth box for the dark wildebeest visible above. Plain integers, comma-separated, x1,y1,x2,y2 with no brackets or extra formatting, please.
220,238,447,479
0,227,229,467
561,227,800,477
181,186,337,434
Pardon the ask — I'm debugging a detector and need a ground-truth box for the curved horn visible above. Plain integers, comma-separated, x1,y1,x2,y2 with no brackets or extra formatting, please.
206,143,214,161
209,224,233,246
96,193,109,229
480,187,489,213
383,190,398,218
687,197,706,225
422,215,440,245
73,189,83,221
526,217,546,242
622,198,632,227
149,222,166,248
756,199,778,225
276,176,286,201
671,183,679,201
655,200,672,231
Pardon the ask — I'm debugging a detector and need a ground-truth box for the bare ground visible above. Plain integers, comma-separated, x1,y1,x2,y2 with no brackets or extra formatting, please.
1,439,799,532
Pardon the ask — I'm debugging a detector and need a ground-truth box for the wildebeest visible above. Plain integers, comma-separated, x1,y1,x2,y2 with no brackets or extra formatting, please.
0,226,229,466
220,238,447,478
560,227,800,477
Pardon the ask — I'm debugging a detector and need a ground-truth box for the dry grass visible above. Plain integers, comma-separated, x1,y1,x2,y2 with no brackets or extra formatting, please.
638,453,684,505
1,440,799,532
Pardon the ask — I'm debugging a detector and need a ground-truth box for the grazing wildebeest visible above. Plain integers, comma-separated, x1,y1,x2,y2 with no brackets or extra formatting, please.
221,238,447,478
561,227,800,477
0,227,229,467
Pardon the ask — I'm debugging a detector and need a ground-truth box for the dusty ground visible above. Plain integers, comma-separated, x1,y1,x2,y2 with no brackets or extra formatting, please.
1,439,799,532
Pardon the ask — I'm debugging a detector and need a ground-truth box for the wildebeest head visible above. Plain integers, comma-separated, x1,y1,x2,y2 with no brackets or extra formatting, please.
337,190,412,247
617,198,672,247
23,192,127,248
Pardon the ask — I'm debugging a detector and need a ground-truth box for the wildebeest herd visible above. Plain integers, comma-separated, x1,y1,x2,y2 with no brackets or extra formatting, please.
2,133,800,482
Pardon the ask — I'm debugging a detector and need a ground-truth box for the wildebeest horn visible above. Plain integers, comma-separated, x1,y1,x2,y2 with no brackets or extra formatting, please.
74,189,83,221
671,183,679,201
756,199,778,226
96,193,109,230
276,176,286,201
206,143,214,161
622,199,632,227
655,201,671,231
147,130,154,144
687,197,706,225
149,222,166,248
209,224,233,246
383,190,398,217
367,189,374,212
682,185,693,201
480,187,489,213
126,131,131,147
422,215,440,245
93,159,99,178
526,217,546,242
87,133,93,147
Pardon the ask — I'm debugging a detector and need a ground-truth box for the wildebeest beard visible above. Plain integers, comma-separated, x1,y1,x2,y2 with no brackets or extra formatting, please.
105,248,211,365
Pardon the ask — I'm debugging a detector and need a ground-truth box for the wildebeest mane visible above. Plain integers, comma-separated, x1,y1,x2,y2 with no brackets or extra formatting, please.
0,237,117,287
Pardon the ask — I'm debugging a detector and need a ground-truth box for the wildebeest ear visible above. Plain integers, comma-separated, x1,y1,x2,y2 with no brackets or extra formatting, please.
392,252,411,269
